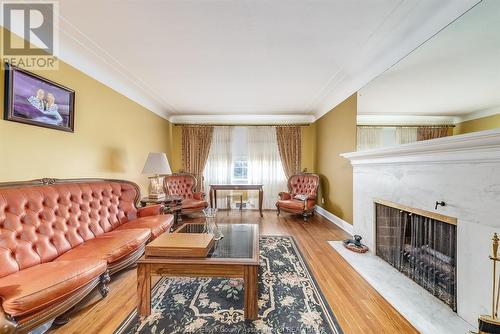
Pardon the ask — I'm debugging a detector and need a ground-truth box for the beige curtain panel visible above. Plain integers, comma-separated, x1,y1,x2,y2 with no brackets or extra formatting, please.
181,126,214,191
276,126,301,178
417,127,450,141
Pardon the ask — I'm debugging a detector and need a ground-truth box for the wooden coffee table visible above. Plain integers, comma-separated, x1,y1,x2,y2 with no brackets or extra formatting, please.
137,223,260,320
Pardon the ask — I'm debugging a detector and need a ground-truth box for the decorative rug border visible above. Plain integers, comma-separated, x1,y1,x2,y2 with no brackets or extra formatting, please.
114,235,343,334
282,235,343,334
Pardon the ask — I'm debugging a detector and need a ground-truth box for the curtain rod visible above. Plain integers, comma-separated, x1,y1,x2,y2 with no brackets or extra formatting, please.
174,124,310,127
357,125,455,128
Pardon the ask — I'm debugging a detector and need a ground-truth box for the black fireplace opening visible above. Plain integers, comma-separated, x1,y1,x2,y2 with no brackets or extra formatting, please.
375,202,457,311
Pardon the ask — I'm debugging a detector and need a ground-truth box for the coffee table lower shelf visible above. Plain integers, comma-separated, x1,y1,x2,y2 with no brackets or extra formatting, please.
137,260,259,320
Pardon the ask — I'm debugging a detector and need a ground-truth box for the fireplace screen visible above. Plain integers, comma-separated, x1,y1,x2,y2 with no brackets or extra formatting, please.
375,202,457,311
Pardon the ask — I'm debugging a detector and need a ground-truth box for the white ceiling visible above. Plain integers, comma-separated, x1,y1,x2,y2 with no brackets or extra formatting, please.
54,0,479,124
358,0,500,124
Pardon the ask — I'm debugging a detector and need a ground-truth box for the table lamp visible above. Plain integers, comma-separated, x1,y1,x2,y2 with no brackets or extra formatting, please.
142,152,171,199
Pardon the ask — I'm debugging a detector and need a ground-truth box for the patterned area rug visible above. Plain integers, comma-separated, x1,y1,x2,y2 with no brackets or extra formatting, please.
116,236,343,334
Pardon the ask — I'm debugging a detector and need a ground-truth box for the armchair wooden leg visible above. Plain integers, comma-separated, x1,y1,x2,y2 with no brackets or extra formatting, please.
0,306,17,334
98,270,111,298
303,211,314,222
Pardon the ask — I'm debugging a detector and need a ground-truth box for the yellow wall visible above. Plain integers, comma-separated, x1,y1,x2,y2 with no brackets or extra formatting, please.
170,125,183,172
453,113,500,135
0,31,172,193
315,93,357,223
301,124,316,172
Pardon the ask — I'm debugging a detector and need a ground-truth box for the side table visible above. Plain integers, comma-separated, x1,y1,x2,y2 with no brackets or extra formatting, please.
139,196,183,230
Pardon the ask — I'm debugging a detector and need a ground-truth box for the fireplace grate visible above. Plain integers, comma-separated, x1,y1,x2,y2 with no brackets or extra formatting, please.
375,202,457,311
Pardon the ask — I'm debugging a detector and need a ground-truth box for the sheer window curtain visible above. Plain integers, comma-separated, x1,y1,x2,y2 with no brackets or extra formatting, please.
395,127,418,144
357,127,384,151
247,127,287,209
203,127,233,209
358,126,420,150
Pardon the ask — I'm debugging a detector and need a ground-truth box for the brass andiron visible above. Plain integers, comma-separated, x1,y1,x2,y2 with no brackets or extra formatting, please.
477,233,500,334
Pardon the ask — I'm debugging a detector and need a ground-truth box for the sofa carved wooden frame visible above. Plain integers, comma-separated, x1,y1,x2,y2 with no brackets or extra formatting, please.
0,178,149,334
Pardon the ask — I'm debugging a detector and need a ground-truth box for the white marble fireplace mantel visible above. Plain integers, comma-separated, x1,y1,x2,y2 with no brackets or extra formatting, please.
341,127,500,165
340,128,500,327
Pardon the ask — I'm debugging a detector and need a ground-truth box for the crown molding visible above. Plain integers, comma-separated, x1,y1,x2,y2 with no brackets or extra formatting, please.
56,16,174,120
356,109,500,127
455,106,500,124
357,114,457,126
341,128,500,166
169,114,315,125
312,0,479,120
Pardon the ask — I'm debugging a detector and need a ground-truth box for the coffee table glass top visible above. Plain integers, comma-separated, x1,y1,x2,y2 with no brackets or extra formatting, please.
176,223,257,259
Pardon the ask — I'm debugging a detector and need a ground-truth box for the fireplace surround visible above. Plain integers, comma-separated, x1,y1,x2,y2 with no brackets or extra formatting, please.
375,200,457,310
340,129,500,329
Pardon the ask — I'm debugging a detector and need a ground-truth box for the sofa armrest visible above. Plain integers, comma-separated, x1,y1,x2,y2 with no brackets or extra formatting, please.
306,199,316,209
137,204,163,217
193,192,205,200
278,192,292,200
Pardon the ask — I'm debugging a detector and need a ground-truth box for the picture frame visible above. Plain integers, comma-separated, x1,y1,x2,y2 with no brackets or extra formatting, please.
3,63,75,132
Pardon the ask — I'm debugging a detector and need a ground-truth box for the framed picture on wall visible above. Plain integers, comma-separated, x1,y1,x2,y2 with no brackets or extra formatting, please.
4,63,75,132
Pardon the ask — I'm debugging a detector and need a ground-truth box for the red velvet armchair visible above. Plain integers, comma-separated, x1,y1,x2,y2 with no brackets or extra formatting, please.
276,173,320,221
163,173,208,214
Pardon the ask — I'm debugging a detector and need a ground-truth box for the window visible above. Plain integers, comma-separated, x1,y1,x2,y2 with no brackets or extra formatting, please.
230,127,249,184
203,126,287,209
232,159,248,181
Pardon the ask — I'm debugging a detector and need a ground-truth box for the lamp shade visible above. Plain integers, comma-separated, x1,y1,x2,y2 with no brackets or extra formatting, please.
141,152,172,175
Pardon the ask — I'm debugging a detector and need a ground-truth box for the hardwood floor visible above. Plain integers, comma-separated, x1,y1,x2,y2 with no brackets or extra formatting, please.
49,210,417,334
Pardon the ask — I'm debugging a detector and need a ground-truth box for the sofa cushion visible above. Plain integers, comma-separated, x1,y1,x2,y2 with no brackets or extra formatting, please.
55,229,150,264
182,199,208,210
116,214,174,239
277,199,305,211
0,259,106,317
277,199,315,211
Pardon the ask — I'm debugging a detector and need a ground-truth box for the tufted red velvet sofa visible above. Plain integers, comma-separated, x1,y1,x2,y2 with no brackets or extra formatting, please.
276,173,320,221
0,178,173,334
163,173,208,214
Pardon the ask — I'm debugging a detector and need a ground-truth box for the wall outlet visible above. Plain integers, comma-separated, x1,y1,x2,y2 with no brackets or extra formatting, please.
321,197,325,204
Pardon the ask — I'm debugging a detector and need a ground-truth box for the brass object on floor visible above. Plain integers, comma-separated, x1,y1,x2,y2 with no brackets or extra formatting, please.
477,233,500,334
